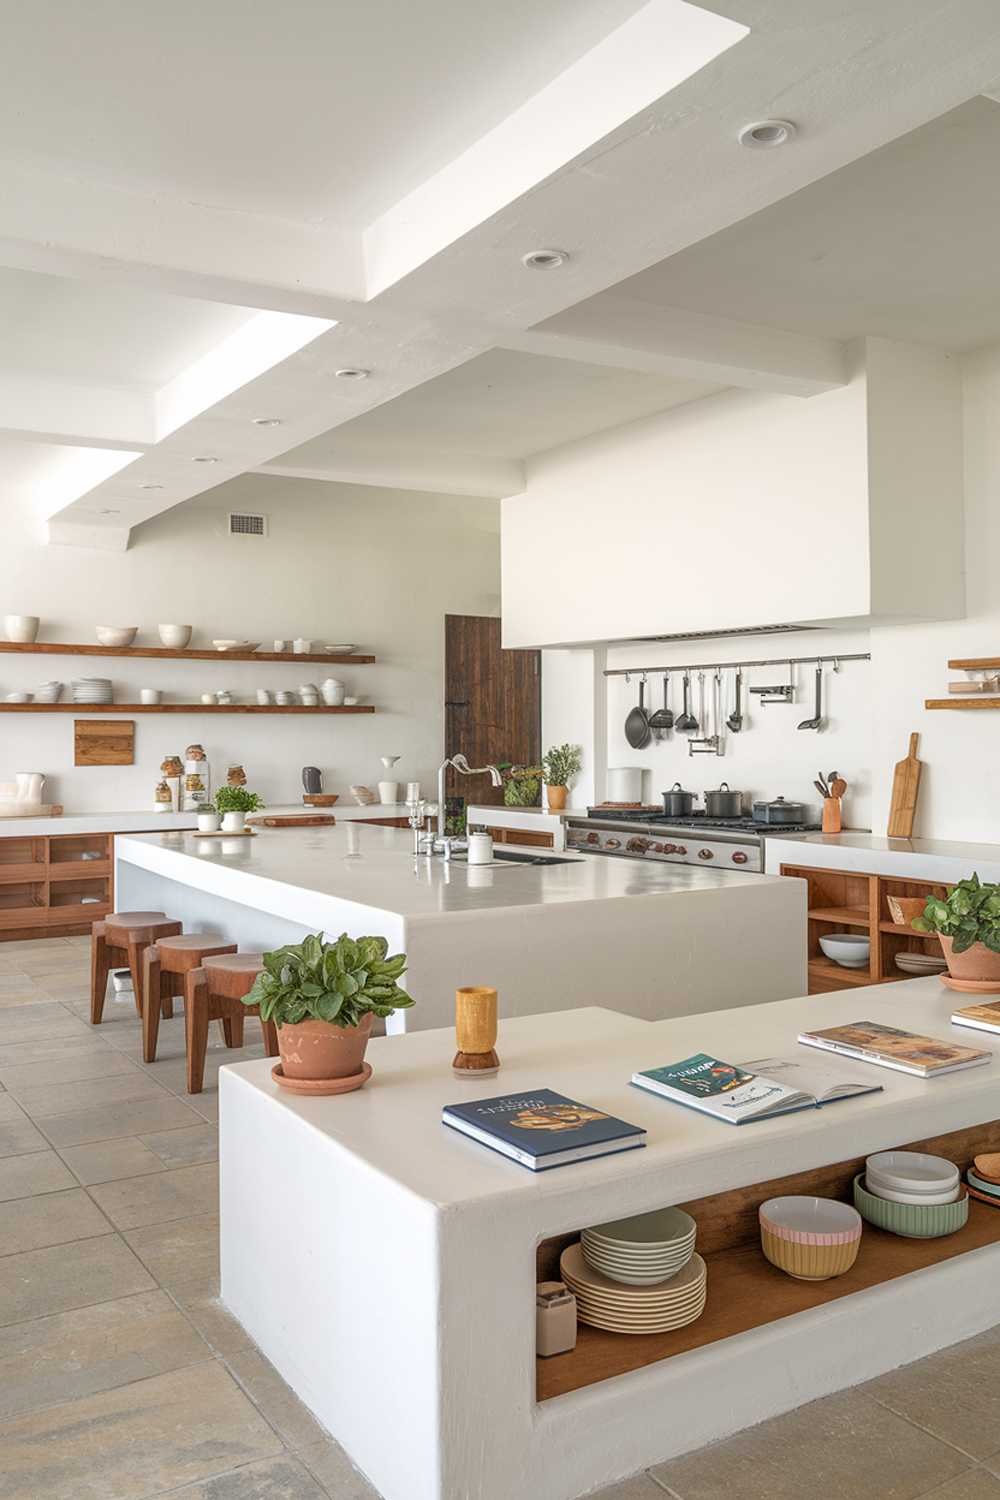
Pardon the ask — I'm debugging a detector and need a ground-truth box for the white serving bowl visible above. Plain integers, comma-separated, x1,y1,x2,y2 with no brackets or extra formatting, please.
158,624,192,649
863,1178,961,1207
866,1150,959,1194
96,625,138,648
4,614,39,643
818,933,870,968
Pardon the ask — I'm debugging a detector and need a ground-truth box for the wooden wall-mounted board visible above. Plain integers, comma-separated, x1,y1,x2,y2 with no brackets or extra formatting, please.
74,719,135,766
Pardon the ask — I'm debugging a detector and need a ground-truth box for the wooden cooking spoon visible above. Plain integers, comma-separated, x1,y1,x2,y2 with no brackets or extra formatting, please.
830,777,847,798
973,1153,1000,1184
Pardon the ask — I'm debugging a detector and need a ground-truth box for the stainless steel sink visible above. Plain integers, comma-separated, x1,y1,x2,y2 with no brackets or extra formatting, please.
452,849,578,867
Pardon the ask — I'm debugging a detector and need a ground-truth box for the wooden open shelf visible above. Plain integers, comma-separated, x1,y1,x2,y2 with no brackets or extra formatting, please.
925,697,1000,710
948,656,1000,670
807,956,878,988
536,1118,1000,1401
807,905,870,927
0,642,373,665
0,703,374,715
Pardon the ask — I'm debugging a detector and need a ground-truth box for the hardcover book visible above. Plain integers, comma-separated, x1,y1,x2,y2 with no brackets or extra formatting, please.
797,1020,991,1077
441,1089,645,1171
950,1001,1000,1036
631,1052,881,1125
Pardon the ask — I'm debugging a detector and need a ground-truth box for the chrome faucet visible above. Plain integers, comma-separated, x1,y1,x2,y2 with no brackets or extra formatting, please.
417,754,503,855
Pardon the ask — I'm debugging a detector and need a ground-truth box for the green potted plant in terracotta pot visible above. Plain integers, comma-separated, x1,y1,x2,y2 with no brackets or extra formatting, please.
912,874,1000,985
213,784,264,833
541,743,582,811
243,932,413,1092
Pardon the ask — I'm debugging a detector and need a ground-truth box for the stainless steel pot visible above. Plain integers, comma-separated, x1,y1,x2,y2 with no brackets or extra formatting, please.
704,782,744,819
752,796,807,825
661,783,695,817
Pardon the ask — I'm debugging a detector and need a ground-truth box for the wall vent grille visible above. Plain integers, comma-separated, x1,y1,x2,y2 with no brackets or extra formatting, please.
228,511,268,537
632,623,817,644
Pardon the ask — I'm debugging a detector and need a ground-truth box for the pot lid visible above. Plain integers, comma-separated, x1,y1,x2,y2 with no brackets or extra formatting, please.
662,782,693,794
753,796,805,809
708,782,741,794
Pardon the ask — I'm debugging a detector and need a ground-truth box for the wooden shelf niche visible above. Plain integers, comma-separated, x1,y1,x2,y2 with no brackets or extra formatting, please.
0,833,113,938
0,641,374,665
0,703,374,715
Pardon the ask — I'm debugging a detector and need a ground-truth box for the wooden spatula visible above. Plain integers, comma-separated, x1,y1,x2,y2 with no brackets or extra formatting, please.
887,733,923,837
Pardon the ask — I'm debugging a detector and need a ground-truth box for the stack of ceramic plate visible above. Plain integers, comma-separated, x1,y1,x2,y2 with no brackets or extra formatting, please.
560,1242,706,1334
72,678,113,704
582,1206,696,1285
894,951,947,976
966,1152,1000,1208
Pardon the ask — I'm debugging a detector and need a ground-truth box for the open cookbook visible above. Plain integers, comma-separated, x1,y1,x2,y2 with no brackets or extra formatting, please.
630,1052,882,1125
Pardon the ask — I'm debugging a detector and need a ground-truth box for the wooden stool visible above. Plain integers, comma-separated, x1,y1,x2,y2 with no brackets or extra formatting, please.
142,934,238,1063
184,953,279,1094
91,912,182,1025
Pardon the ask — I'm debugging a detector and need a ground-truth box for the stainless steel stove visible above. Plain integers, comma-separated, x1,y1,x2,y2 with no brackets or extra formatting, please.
565,808,821,873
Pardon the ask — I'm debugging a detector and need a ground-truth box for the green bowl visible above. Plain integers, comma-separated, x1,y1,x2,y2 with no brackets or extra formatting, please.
853,1173,968,1239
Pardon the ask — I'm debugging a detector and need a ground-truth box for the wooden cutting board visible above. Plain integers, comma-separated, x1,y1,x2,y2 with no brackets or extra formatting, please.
74,719,135,766
887,732,922,837
249,814,337,827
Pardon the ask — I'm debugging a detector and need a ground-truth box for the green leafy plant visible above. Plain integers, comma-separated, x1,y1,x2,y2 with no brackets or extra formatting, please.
912,874,1000,953
542,743,582,788
499,762,543,807
244,932,413,1027
214,785,264,814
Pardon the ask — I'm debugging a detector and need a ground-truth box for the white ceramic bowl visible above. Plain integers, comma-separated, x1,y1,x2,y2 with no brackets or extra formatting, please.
4,614,39,643
96,625,138,648
158,624,192,649
818,933,870,968
863,1178,960,1207
866,1150,959,1194
583,1206,696,1251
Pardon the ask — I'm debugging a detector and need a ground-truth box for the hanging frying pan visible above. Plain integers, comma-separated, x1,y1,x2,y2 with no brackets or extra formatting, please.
624,676,652,749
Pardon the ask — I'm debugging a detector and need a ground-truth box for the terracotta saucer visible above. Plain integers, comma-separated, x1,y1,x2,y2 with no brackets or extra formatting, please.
966,1181,1000,1210
272,1062,372,1095
940,973,1000,994
973,1152,1000,1184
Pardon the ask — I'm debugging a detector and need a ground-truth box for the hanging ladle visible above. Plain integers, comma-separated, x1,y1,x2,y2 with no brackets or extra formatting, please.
726,667,744,733
674,671,698,731
797,664,825,731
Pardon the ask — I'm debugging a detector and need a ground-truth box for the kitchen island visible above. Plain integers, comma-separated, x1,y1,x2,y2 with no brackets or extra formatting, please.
115,823,805,1029
765,830,1000,884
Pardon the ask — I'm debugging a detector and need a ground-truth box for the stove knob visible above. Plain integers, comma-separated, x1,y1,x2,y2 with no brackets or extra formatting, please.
650,843,664,853
732,851,749,864
605,838,621,849
661,843,675,854
674,845,687,856
698,848,714,860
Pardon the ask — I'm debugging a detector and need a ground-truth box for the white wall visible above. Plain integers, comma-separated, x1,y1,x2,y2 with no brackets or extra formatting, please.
0,474,500,811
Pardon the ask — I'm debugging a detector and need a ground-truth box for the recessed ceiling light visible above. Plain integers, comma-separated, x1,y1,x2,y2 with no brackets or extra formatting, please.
139,483,163,491
738,119,796,149
334,367,370,380
252,417,282,427
521,248,569,270
192,456,219,463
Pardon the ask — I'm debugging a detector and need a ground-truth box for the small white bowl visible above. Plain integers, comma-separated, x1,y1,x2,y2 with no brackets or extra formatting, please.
818,933,870,968
866,1150,959,1194
343,696,359,706
139,689,161,705
4,615,39,643
96,626,138,648
863,1178,960,1207
4,692,30,703
158,624,192,649
759,1195,862,1243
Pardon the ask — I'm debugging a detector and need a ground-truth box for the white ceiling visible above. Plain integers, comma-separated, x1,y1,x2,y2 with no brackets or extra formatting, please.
0,268,252,389
615,97,1000,352
0,0,646,227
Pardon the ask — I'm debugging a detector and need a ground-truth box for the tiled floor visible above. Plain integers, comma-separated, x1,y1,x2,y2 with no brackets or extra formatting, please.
1,937,998,1500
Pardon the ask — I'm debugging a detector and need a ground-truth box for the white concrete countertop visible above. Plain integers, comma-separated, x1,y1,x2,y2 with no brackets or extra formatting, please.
765,830,1000,883
0,801,411,839
467,802,589,822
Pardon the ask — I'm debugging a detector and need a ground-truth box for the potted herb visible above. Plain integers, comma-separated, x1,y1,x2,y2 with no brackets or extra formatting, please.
912,874,1000,983
501,763,543,807
541,743,582,811
214,784,264,833
244,932,412,1088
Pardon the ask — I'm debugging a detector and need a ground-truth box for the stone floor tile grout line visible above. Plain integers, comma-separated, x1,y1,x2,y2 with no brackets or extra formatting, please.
866,1391,1000,1467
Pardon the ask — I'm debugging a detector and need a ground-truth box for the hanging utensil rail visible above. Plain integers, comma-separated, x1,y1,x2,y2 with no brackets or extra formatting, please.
608,651,869,678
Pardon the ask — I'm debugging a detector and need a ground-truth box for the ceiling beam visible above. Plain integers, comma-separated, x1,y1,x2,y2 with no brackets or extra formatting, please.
0,373,155,448
256,453,522,501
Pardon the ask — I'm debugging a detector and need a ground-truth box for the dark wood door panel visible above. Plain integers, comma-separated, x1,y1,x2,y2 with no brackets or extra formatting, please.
444,615,540,807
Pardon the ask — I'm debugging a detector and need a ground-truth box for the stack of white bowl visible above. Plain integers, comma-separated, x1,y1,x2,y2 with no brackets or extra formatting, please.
558,1206,706,1335
72,678,113,704
299,682,320,706
35,681,63,703
865,1151,960,1205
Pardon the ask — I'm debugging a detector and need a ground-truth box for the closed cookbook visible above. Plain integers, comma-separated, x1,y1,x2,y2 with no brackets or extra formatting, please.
442,1089,646,1171
798,1020,991,1077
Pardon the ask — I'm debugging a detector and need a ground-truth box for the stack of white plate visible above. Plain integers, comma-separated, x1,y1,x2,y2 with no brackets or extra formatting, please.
582,1206,696,1285
72,678,113,704
35,681,63,702
894,951,948,976
866,1150,961,1205
560,1242,707,1334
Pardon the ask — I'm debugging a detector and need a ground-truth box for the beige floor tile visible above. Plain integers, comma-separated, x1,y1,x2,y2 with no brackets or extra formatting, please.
0,1007,92,1044
89,1161,219,1229
139,1122,218,1167
0,974,33,991
187,1091,221,1123
226,1346,328,1447
124,1211,220,1292
0,1233,155,1326
0,1035,117,1066
38,1090,201,1147
0,1047,140,1091
0,1096,48,1158
143,1045,265,1097
570,1480,666,1500
9,1068,165,1120
0,989,52,1011
649,1389,972,1500
299,1438,385,1499
0,1186,110,1256
0,1149,76,1201
58,1135,166,1186
0,1288,211,1421
864,1325,1000,1461
170,1288,253,1358
163,1454,330,1498
922,1472,1000,1499
0,1358,282,1500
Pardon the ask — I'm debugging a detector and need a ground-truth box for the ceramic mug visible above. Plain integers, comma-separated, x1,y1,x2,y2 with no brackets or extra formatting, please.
293,638,312,654
201,693,214,704
140,688,161,705
4,615,39,643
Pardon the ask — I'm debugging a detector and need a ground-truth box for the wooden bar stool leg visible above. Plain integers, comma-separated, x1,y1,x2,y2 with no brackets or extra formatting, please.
260,1016,279,1057
127,939,149,1018
184,968,210,1095
228,1004,246,1048
142,946,164,1064
90,923,113,1026
160,983,174,1021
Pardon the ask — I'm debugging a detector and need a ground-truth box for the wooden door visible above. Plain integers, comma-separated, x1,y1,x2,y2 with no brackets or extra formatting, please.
444,615,540,808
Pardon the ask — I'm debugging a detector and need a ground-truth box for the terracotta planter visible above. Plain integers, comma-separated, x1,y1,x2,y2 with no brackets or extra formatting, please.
278,1013,373,1081
546,784,568,811
939,936,1000,982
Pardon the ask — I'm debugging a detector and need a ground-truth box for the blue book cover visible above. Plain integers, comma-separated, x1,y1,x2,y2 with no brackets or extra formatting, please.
442,1089,645,1169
